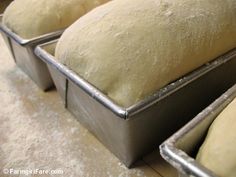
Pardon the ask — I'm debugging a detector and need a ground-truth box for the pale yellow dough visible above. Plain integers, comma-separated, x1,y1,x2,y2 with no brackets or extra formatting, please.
56,0,236,107
2,0,110,39
197,97,236,177
0,0,12,13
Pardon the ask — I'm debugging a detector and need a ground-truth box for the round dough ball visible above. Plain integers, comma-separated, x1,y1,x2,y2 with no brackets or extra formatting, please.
2,0,110,39
56,0,236,107
0,0,12,14
197,97,236,177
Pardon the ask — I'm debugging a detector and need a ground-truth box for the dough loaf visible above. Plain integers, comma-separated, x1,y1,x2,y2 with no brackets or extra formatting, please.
0,0,12,13
197,97,236,177
2,0,110,39
56,0,236,107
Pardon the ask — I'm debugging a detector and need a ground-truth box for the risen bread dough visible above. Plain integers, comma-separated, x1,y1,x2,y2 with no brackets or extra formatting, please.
2,0,109,39
0,0,12,13
56,0,236,107
196,97,236,177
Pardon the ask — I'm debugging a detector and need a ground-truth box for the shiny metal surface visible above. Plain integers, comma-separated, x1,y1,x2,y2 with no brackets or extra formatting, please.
0,14,63,90
35,40,236,167
160,85,236,177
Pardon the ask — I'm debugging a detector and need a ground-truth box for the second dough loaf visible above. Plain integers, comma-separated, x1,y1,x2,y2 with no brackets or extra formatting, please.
196,97,236,177
56,0,236,107
2,0,110,39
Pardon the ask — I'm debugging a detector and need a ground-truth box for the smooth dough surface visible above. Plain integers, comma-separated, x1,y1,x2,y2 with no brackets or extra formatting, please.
2,0,110,39
196,97,236,177
56,0,236,107
0,0,12,13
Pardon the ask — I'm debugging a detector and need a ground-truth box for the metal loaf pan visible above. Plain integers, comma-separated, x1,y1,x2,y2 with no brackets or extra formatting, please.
0,14,63,90
35,40,236,167
160,84,236,177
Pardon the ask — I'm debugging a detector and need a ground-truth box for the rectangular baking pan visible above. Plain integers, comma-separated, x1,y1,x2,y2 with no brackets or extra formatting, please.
35,40,236,167
0,14,63,90
160,84,236,177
